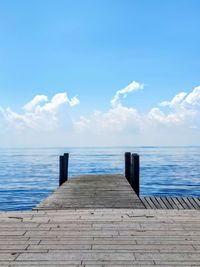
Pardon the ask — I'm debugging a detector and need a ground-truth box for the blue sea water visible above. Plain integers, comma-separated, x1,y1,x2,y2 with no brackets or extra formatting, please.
0,146,200,211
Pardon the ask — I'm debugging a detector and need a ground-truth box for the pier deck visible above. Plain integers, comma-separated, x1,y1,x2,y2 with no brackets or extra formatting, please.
35,174,145,210
0,173,200,266
1,208,200,266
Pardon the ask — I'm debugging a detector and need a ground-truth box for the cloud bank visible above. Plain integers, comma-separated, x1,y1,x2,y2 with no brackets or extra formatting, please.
0,82,200,146
74,82,200,145
0,92,79,132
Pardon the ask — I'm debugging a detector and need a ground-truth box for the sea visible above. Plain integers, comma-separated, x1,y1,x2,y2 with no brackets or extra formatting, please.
0,146,200,211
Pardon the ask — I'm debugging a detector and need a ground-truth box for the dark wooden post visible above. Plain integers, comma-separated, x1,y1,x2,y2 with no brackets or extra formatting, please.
125,152,131,183
59,155,65,186
59,153,69,186
63,153,69,182
131,153,140,196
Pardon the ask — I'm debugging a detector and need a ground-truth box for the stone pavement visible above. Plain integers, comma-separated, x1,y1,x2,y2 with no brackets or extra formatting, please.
0,208,200,266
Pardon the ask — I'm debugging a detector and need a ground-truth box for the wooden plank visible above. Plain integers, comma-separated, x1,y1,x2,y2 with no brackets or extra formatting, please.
140,196,200,210
140,197,152,209
177,197,190,209
143,197,157,209
191,197,200,209
188,197,199,209
149,197,161,209
1,209,200,265
155,197,168,209
185,197,197,209
159,197,172,209
166,197,179,209
35,174,145,210
182,197,194,209
171,197,184,210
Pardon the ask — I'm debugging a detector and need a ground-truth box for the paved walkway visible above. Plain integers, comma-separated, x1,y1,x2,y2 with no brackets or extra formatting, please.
35,174,144,209
0,208,200,266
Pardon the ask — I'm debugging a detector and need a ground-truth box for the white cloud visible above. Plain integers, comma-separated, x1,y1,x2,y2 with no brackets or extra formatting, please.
160,92,187,108
24,95,48,111
184,86,200,106
1,83,200,146
69,96,80,107
35,93,79,113
111,81,143,108
74,81,143,138
23,92,80,114
74,83,200,146
160,86,200,109
0,92,80,132
74,105,141,134
148,108,166,123
150,85,200,127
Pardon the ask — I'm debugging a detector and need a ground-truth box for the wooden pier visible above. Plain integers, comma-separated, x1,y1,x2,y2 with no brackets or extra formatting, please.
35,174,145,210
0,152,200,266
35,173,200,210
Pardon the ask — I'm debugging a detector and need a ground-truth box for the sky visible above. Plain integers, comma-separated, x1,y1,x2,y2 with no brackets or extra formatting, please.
0,0,200,147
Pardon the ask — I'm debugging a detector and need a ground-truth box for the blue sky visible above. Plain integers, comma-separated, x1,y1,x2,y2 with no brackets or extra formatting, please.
0,0,200,146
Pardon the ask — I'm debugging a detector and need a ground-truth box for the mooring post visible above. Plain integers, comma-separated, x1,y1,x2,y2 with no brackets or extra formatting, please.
63,153,69,182
125,152,131,183
59,153,69,186
59,155,65,186
131,153,140,196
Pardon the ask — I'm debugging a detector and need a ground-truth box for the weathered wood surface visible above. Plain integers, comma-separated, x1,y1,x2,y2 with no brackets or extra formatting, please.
35,174,145,210
0,208,200,266
141,196,200,210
